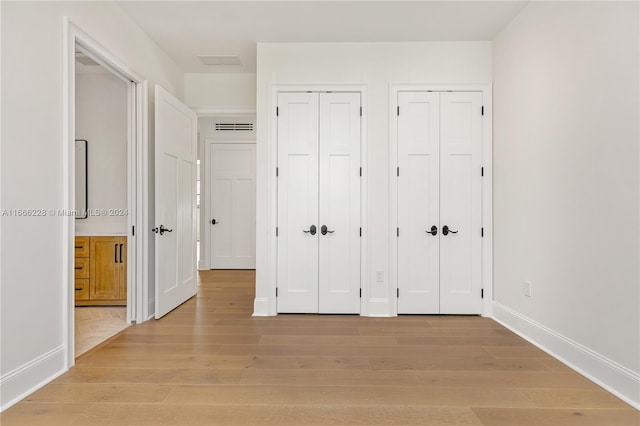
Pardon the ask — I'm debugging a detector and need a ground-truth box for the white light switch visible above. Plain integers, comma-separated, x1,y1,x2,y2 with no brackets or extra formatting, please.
376,270,384,282
523,281,532,297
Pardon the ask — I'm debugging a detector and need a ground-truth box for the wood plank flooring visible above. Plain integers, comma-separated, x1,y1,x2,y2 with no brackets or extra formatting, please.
75,307,128,357
2,270,638,425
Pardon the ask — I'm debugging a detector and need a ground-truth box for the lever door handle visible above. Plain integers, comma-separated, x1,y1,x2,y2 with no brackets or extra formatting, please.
211,218,219,225
159,225,173,236
442,225,458,236
303,225,317,235
320,225,334,235
426,225,438,236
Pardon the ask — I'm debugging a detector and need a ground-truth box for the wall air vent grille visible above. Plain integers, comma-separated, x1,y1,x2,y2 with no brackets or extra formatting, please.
215,123,254,132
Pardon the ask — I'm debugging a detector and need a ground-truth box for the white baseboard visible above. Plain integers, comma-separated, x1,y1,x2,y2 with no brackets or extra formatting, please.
0,345,66,412
252,297,271,316
492,302,640,409
368,298,392,317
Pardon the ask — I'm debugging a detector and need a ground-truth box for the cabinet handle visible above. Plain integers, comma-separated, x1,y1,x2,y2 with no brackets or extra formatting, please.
74,266,83,270
75,245,83,249
119,244,123,263
75,287,83,291
115,244,118,263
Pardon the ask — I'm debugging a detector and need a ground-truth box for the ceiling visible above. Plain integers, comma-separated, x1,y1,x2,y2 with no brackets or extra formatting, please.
117,1,529,73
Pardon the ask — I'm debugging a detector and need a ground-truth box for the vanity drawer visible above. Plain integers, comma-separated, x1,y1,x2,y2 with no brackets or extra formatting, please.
74,279,89,301
75,237,90,258
75,257,90,279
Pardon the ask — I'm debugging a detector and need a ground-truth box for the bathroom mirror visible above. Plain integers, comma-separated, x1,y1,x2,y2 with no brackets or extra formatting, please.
75,139,88,219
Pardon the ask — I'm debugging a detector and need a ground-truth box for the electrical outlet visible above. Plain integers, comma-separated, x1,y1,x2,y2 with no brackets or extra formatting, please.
375,270,385,282
523,281,532,297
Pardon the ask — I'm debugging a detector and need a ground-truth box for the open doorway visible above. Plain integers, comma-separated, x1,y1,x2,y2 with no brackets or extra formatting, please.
199,116,257,270
64,21,148,366
73,51,130,356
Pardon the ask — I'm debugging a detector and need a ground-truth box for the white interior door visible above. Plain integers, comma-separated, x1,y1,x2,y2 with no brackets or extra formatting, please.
397,92,441,314
396,91,482,315
277,92,320,313
154,85,198,319
439,92,483,314
318,92,361,313
209,143,256,269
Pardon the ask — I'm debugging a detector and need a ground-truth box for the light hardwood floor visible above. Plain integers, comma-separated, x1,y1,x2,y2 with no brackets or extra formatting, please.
2,270,638,425
75,307,128,357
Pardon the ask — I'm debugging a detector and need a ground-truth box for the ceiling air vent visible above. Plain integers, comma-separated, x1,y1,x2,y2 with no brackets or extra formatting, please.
198,55,242,66
215,123,254,132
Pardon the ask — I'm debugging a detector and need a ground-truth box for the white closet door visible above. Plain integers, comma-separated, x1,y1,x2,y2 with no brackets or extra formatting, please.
439,92,483,314
318,93,361,314
277,93,320,313
209,143,256,269
397,91,441,314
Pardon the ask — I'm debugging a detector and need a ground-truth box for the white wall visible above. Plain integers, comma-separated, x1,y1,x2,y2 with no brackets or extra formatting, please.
185,73,256,110
75,72,128,236
492,1,639,406
1,1,183,410
255,42,492,315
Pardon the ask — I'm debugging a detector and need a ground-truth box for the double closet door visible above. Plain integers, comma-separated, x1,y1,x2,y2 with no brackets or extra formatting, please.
397,91,483,315
277,92,361,314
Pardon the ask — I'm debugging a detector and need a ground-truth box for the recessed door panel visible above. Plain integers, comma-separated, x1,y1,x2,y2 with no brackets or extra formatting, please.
178,159,196,286
160,153,178,294
212,178,232,259
397,91,440,314
285,155,317,293
441,155,473,294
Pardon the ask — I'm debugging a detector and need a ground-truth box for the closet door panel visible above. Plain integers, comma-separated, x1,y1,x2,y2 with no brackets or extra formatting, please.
277,93,320,313
397,91,440,314
318,93,361,314
439,92,483,314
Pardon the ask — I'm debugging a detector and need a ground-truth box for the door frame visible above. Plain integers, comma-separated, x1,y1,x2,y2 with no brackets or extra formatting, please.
259,83,369,316
196,110,257,271
62,19,149,367
389,83,493,317
204,140,257,270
